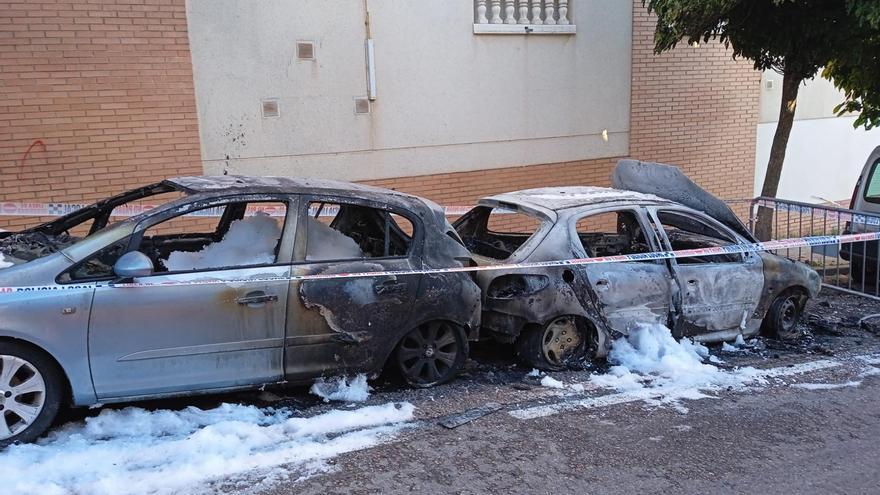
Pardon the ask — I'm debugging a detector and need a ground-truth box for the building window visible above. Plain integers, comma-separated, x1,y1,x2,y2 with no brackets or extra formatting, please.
474,0,576,34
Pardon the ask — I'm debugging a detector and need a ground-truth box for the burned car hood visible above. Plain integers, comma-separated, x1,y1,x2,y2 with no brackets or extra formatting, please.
612,159,755,242
0,231,79,268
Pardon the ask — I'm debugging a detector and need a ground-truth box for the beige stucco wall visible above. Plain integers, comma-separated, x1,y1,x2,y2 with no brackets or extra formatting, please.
759,71,850,123
186,0,632,181
756,70,880,202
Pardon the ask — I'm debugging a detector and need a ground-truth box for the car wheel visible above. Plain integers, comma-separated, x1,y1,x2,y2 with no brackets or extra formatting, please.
0,342,63,448
849,258,877,286
516,316,590,371
395,321,468,388
762,291,805,341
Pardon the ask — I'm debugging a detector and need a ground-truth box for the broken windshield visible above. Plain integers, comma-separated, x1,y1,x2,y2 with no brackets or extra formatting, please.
0,183,184,267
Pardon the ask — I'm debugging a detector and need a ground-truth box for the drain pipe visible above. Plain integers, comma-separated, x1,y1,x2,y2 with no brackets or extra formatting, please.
363,0,377,100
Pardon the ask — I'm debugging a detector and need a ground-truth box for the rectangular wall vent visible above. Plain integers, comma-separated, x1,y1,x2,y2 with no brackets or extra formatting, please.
262,99,279,118
354,97,371,115
296,41,315,60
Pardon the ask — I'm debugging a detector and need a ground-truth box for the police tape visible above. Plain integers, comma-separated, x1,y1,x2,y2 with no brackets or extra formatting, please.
1,230,878,294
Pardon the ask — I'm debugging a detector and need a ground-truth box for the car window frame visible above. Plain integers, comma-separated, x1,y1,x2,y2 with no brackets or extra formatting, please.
292,193,425,264
863,158,880,204
453,201,555,263
566,205,666,264
57,193,297,283
648,207,750,265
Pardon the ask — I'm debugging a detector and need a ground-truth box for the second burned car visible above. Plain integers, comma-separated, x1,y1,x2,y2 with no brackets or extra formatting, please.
454,160,820,370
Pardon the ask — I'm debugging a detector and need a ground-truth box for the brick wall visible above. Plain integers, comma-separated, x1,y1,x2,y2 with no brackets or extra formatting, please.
629,3,761,205
0,0,201,230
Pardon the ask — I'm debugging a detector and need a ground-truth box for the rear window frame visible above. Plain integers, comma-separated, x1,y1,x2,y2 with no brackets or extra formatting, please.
863,158,880,204
454,203,554,262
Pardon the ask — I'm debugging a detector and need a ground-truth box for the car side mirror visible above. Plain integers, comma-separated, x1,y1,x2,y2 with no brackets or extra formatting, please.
113,251,154,279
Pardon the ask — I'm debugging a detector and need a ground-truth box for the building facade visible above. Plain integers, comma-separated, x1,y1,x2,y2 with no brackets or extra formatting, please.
755,72,880,205
0,0,761,230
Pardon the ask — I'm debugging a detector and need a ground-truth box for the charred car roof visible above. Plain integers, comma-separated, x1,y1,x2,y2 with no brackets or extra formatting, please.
165,176,446,220
165,176,404,198
479,186,673,215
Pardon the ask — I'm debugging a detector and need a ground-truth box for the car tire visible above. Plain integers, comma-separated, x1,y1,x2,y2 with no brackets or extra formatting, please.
394,321,468,388
849,258,877,286
0,342,63,448
516,316,590,371
761,291,805,341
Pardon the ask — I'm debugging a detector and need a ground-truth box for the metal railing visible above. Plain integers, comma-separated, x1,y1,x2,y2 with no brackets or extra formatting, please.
749,197,880,299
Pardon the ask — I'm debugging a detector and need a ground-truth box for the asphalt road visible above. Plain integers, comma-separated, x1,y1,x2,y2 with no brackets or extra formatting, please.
279,369,880,494
258,291,880,495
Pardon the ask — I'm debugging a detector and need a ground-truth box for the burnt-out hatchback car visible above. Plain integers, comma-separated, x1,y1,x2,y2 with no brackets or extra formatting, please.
454,160,820,370
0,176,480,446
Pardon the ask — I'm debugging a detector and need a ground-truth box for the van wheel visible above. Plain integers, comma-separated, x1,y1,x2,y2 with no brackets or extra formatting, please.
0,342,63,448
850,259,876,285
762,291,805,341
395,321,468,388
517,316,590,371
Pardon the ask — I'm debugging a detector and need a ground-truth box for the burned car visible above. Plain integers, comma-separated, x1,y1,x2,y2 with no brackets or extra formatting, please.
454,160,820,370
0,176,480,446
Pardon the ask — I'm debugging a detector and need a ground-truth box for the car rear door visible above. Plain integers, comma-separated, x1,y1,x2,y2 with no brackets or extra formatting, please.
282,195,421,381
649,208,764,337
573,207,676,333
85,195,295,399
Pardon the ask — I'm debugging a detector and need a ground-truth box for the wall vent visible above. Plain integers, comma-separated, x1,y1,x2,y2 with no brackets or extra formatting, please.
261,99,279,118
354,97,370,115
296,41,315,60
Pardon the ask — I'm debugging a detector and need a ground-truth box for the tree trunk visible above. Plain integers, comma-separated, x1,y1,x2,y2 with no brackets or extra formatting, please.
755,70,802,241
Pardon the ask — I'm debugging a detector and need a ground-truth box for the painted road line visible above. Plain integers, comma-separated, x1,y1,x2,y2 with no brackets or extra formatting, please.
508,357,853,421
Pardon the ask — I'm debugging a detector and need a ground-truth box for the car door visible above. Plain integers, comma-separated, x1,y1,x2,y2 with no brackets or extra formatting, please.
85,195,295,399
649,208,764,336
572,207,676,334
282,196,421,381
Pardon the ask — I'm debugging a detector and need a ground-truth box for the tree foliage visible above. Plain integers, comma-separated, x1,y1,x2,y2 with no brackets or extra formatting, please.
645,0,880,129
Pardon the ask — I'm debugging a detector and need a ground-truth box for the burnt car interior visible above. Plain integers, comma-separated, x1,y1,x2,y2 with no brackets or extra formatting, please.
453,205,544,260
306,202,414,261
576,210,653,258
655,211,740,264
140,201,286,272
60,200,287,281
0,183,180,264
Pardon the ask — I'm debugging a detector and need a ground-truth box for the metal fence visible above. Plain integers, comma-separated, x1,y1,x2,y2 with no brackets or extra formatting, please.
749,197,880,299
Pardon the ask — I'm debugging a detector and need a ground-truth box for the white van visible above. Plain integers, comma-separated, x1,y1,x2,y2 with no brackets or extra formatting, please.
840,145,880,280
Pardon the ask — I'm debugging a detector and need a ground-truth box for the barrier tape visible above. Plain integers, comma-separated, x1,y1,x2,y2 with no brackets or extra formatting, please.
2,230,878,294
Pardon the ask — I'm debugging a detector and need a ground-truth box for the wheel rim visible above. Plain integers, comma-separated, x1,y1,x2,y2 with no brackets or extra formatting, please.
397,321,459,384
779,297,799,331
542,317,582,366
0,355,46,441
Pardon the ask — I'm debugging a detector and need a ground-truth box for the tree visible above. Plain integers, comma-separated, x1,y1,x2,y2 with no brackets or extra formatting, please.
644,0,880,239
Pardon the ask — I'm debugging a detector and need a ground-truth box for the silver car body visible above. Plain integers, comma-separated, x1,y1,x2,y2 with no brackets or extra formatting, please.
455,161,820,353
0,177,480,406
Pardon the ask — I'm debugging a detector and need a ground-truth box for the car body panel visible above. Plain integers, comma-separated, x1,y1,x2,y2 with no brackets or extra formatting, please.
88,265,291,399
647,207,765,338
570,206,676,334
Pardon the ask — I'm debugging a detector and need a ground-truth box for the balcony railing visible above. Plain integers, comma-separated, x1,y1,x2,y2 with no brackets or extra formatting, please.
474,0,576,34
